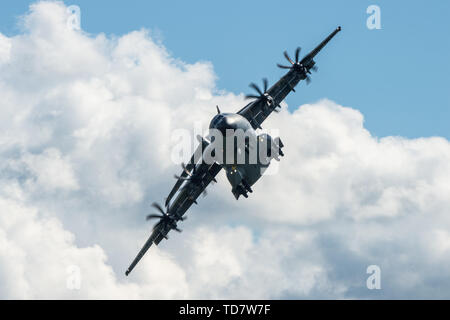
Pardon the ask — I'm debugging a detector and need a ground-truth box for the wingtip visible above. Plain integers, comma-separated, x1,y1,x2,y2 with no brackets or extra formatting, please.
125,270,130,276
337,26,342,31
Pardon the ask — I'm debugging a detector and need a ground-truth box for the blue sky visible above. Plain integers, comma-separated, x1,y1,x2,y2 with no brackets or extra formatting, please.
1,0,449,139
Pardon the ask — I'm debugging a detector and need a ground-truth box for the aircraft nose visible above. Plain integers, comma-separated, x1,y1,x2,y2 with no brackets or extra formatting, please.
209,114,238,136
214,117,228,135
209,114,223,129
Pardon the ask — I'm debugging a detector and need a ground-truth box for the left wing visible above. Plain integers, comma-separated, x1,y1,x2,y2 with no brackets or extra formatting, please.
238,26,341,129
237,69,302,129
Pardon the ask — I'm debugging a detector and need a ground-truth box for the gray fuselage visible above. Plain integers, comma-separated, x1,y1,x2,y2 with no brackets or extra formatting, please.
207,112,276,199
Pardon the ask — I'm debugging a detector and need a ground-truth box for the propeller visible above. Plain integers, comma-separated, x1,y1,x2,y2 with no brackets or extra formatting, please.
146,202,184,232
174,162,214,197
277,47,317,84
182,162,195,176
245,78,280,113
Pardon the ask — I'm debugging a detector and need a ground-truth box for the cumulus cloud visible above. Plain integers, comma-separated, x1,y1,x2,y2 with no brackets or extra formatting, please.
0,1,450,299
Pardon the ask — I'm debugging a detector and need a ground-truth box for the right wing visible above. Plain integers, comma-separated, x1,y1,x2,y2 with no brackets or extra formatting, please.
165,135,210,207
237,69,303,130
168,161,222,221
125,159,222,276
125,223,168,276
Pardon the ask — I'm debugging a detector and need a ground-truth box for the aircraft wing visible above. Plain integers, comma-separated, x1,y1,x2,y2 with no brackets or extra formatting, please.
169,161,222,222
237,69,303,130
300,26,341,66
238,26,341,130
165,135,210,207
125,161,222,276
125,223,169,276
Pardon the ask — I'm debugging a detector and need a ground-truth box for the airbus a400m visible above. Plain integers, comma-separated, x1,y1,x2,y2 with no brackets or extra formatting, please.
126,26,341,276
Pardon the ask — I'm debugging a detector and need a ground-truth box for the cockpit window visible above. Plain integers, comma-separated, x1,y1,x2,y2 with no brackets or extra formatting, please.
210,114,223,128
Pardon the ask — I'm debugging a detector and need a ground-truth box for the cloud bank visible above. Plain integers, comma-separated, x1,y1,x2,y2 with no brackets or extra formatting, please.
0,1,449,299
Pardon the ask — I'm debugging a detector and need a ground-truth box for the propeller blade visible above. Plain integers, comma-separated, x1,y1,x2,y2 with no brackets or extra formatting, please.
305,76,311,84
174,174,190,181
151,202,165,215
283,51,294,65
277,64,292,69
249,83,263,96
295,47,301,63
262,78,268,93
179,216,187,221
202,189,208,197
181,163,192,176
311,65,318,72
146,214,164,220
245,94,261,100
174,227,182,233
216,105,221,114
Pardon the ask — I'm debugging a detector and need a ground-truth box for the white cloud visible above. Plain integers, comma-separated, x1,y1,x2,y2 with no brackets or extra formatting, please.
21,148,79,192
0,33,11,65
1,1,450,299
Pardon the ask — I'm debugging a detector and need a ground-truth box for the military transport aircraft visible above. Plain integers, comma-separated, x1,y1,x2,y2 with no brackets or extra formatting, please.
125,26,341,276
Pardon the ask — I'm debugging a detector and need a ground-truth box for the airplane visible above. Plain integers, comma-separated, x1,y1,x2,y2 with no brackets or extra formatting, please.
125,26,341,276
